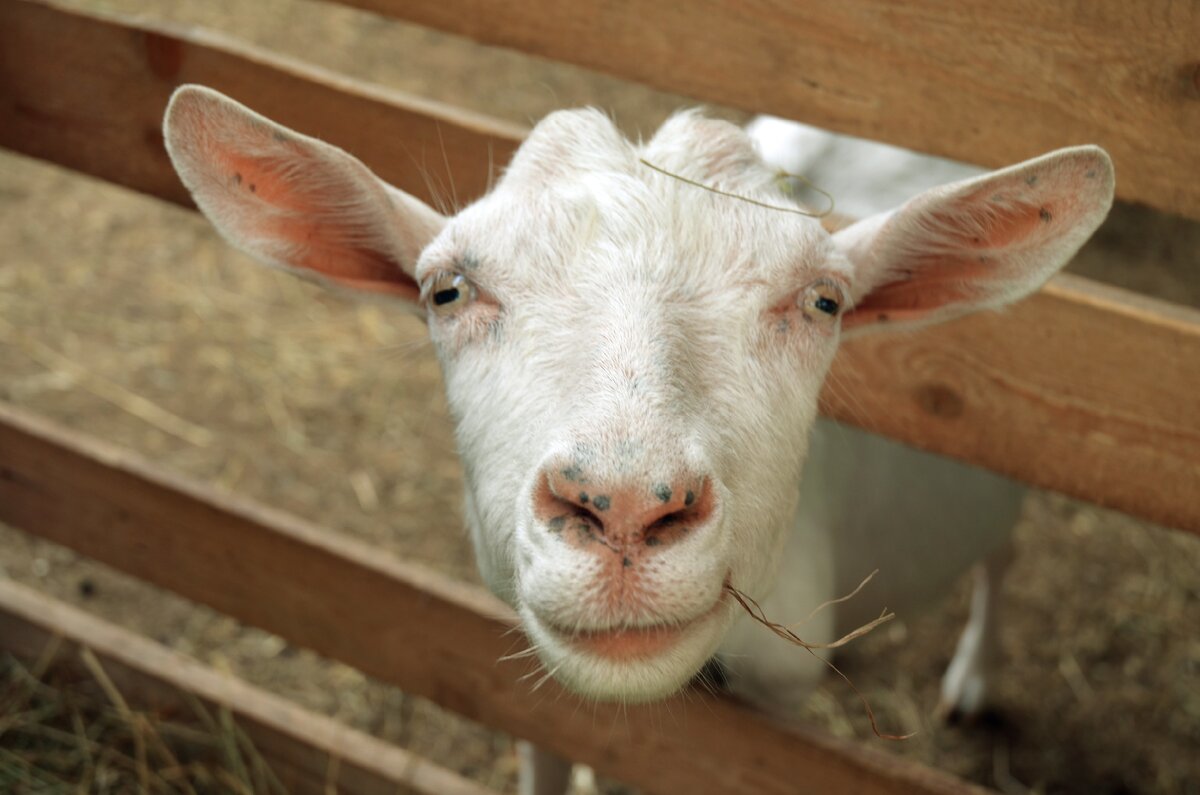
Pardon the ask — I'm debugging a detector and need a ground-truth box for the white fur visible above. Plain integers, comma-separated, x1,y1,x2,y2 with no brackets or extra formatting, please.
745,118,1024,716
164,88,1115,795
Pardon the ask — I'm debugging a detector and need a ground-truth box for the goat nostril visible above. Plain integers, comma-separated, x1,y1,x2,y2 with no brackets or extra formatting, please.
536,465,717,547
534,472,607,534
643,477,714,542
647,510,683,534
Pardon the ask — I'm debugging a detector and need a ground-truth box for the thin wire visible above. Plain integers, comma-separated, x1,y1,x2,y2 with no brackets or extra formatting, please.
638,158,836,218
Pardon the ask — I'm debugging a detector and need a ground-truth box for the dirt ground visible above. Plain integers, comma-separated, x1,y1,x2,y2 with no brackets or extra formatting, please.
1,1,1198,793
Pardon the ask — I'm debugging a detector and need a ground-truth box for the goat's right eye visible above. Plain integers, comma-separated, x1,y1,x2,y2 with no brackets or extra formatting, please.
426,272,476,316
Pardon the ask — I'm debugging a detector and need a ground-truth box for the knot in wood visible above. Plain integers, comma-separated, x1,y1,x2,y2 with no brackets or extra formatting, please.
915,383,965,419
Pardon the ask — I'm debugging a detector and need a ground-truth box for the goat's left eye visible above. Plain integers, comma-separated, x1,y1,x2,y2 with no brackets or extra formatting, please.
426,272,476,316
799,280,845,323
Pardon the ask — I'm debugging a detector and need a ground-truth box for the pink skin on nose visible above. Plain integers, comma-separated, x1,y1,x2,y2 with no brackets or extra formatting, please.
531,466,720,656
533,467,715,564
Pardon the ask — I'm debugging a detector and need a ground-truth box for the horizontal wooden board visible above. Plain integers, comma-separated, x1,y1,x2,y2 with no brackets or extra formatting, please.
335,0,1200,221
1,0,1198,531
0,404,992,795
0,578,496,795
0,0,524,212
823,273,1200,535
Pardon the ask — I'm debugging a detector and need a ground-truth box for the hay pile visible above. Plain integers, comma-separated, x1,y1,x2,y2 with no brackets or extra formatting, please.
0,653,283,794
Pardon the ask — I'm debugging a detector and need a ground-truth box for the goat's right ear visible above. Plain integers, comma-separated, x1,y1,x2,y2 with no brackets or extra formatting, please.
163,85,445,307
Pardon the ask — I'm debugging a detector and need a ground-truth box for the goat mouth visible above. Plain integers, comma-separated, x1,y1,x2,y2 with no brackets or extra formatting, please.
543,584,730,662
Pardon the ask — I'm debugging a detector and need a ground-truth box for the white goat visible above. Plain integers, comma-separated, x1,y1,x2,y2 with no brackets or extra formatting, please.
163,88,1114,795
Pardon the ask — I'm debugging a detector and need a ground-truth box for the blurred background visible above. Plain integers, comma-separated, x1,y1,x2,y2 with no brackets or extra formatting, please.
1,1,1197,792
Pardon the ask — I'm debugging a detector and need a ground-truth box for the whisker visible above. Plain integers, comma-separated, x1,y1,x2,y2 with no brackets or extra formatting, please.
436,123,460,213
821,364,877,433
366,337,434,362
403,142,452,217
497,646,541,663
528,663,563,693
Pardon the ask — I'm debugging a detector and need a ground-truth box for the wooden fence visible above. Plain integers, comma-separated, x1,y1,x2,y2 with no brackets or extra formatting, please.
0,576,493,795
0,1,1197,793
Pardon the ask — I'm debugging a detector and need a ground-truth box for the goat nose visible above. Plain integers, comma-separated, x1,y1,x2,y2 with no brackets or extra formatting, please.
533,463,716,551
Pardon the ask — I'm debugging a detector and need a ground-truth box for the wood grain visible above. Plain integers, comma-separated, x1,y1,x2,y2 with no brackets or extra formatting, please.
1,0,1197,531
0,404,993,795
826,273,1200,535
0,0,524,211
334,0,1200,220
0,578,497,795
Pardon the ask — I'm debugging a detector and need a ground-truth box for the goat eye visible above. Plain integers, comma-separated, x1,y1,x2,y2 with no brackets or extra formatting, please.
799,280,845,323
427,272,475,316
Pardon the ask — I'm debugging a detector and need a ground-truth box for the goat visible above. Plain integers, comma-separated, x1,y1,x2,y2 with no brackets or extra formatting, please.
163,87,1114,795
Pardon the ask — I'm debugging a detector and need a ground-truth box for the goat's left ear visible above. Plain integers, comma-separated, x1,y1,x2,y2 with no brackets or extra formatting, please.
833,146,1114,337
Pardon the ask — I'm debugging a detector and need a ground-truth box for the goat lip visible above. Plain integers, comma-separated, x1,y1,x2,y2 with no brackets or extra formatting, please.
546,591,728,662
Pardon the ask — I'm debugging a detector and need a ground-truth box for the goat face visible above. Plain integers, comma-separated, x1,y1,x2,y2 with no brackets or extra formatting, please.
164,87,1114,701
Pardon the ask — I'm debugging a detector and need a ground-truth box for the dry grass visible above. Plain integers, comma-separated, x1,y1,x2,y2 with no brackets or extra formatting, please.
0,652,284,794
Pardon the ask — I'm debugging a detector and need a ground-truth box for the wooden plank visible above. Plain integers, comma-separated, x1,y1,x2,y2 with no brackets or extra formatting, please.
1,2,1198,530
0,0,524,211
825,272,1200,535
0,404,992,795
0,578,496,795
335,0,1200,221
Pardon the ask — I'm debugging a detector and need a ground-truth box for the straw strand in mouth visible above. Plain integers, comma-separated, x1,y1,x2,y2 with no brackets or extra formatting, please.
723,571,914,741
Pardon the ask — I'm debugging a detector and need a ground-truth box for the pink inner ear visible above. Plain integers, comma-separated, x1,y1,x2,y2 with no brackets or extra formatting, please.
215,148,420,302
935,183,1061,249
843,190,1061,331
841,277,978,330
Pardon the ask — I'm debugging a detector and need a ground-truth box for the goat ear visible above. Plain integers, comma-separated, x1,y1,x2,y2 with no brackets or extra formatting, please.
163,85,445,306
833,146,1114,337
